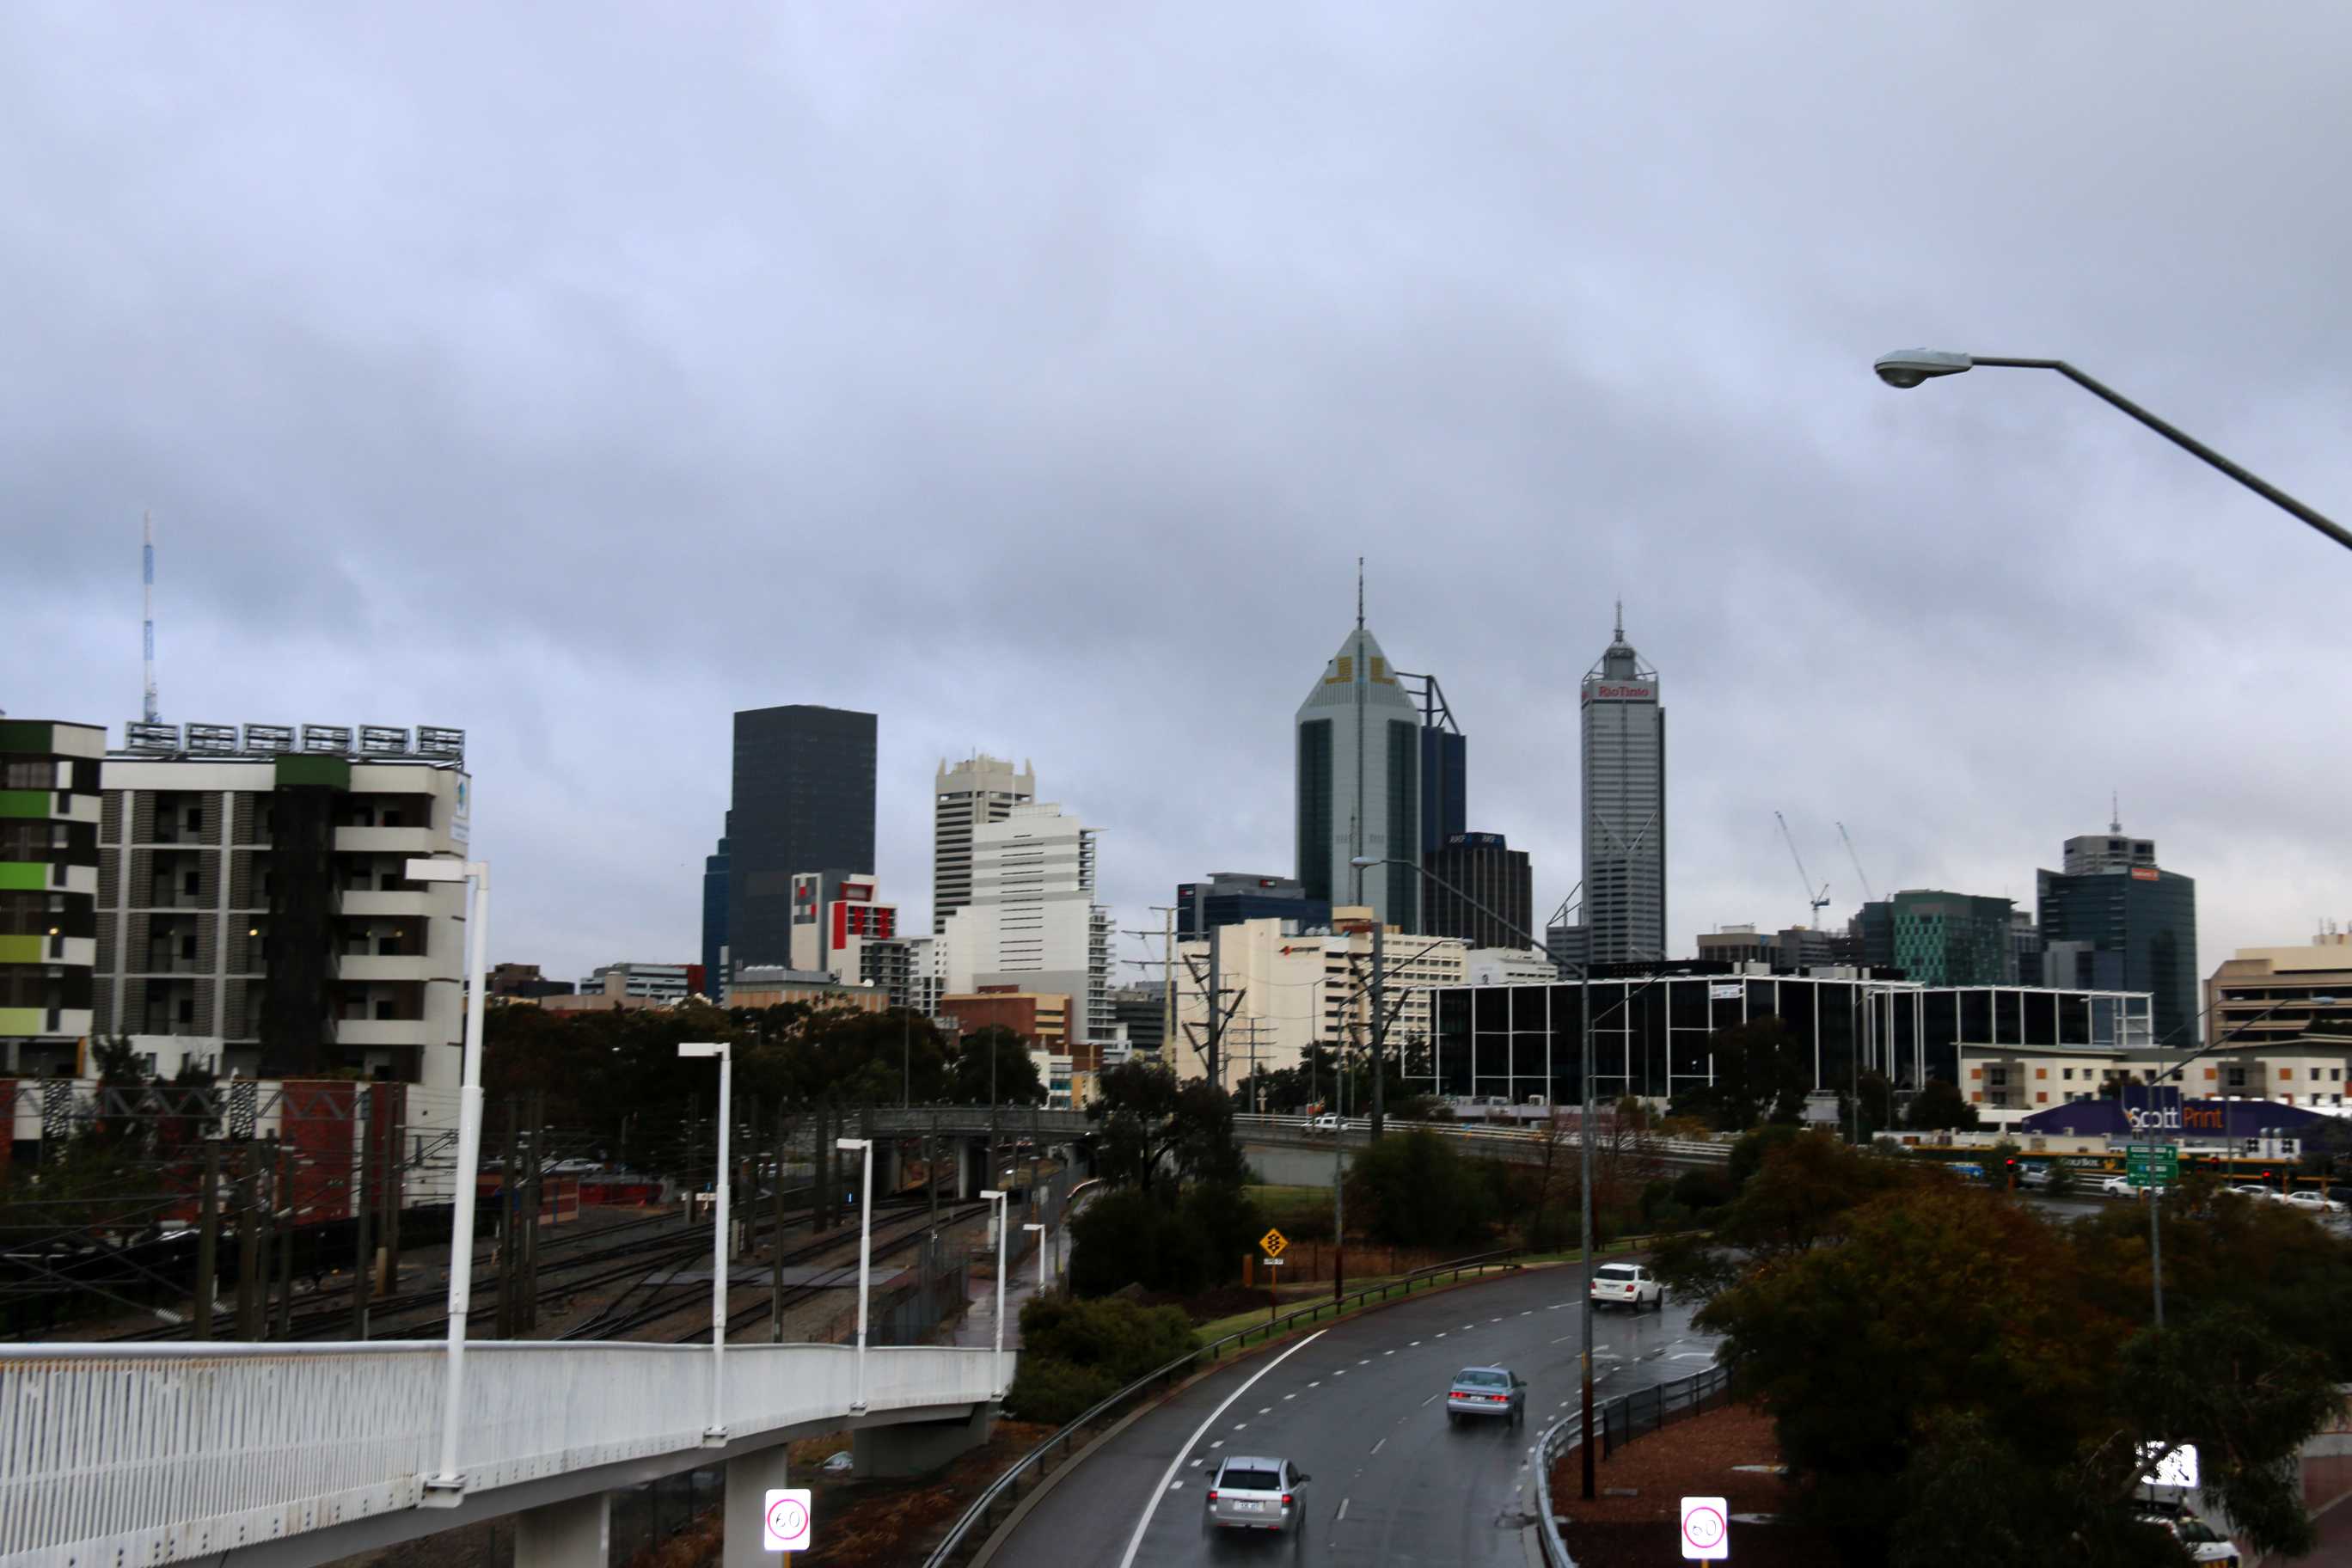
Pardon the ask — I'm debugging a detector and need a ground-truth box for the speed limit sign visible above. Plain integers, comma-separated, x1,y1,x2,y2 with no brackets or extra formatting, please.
763,1488,812,1553
1680,1495,1728,1560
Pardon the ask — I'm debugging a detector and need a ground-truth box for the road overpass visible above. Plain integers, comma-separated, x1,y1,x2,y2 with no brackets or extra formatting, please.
1232,1112,1730,1187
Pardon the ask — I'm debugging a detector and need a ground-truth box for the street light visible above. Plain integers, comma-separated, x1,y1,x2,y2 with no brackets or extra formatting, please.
678,1041,732,1445
979,1188,1010,1397
1023,1221,1046,1295
1872,349,2351,553
836,1136,874,1411
405,856,488,1504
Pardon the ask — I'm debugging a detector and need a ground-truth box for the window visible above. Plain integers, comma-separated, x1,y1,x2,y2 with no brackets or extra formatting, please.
1455,1369,1509,1387
1219,1467,1281,1492
2035,1067,2047,1079
375,1000,396,1020
2037,1092,2049,1103
2062,1068,2075,1081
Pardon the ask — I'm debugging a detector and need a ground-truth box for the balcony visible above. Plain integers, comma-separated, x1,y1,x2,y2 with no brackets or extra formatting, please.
339,953,438,983
341,888,444,918
334,826,438,856
337,1017,439,1047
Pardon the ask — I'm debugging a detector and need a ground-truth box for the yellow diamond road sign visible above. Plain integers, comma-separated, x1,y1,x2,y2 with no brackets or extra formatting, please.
1260,1228,1289,1259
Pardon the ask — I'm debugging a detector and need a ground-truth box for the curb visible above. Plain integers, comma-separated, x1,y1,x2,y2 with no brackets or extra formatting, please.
965,1264,1528,1568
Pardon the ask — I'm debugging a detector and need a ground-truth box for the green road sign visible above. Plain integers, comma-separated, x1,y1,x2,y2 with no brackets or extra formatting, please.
2125,1147,2180,1186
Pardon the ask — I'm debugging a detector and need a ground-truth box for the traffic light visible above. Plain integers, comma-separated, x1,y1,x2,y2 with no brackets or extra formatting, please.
2005,1157,2018,1191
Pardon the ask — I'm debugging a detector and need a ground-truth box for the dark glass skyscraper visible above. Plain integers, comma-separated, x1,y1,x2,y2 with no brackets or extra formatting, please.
727,706,876,972
1422,832,1533,950
701,810,730,995
2037,825,2197,1044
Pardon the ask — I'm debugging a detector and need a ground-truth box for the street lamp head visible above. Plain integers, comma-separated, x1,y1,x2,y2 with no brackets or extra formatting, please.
1022,1222,1044,1233
979,1187,1007,1200
835,1136,871,1150
1873,348,1974,389
402,857,467,883
677,1042,726,1060
1348,854,1384,869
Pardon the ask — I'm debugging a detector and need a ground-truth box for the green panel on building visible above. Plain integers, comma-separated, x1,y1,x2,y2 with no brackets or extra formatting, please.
273,755,352,791
0,934,43,965
0,862,48,891
0,789,53,819
0,720,54,755
0,1007,45,1035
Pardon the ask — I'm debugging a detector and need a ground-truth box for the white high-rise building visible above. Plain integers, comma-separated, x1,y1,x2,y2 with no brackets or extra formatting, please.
933,755,1035,934
1581,607,1665,966
940,801,1112,1040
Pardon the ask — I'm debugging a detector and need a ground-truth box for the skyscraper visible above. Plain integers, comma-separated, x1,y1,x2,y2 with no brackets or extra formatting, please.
1295,612,1422,930
2037,820,2197,1044
726,705,876,972
700,810,730,997
1422,832,1534,951
1581,608,1665,965
940,802,1112,1040
933,754,1034,934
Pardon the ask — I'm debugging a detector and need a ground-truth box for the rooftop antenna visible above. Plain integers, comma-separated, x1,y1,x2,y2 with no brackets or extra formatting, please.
2110,792,2121,834
1356,556,1364,630
1614,597,1624,641
142,511,159,724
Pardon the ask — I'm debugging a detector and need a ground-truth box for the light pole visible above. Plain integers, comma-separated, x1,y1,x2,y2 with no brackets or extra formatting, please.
1023,1220,1046,1294
1872,349,2350,554
404,856,488,1504
980,1187,1010,1397
836,1136,873,1410
678,1041,732,1445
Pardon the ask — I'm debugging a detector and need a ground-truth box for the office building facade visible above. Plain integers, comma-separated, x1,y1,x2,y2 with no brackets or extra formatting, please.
1887,890,2015,986
940,802,1112,1041
934,754,1035,934
2037,824,2197,1044
1421,832,1533,951
0,720,103,1069
1176,872,1331,938
579,961,695,1003
1581,611,1665,965
1295,622,1423,930
727,705,875,971
1430,968,2152,1107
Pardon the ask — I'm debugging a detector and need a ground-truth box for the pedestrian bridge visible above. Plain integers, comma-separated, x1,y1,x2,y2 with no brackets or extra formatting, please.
0,1339,1002,1568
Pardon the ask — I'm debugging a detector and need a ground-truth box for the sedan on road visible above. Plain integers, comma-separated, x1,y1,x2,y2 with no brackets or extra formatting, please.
1445,1366,1527,1426
1590,1262,1664,1311
2285,1190,2347,1216
1204,1455,1308,1538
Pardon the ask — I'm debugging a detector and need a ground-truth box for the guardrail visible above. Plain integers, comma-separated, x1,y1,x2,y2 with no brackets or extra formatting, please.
1232,1113,1731,1164
0,1340,999,1568
1533,1360,1732,1567
920,1246,1528,1568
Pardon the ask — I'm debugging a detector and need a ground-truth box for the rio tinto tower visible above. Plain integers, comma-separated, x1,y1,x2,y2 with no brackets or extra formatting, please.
1581,606,1665,965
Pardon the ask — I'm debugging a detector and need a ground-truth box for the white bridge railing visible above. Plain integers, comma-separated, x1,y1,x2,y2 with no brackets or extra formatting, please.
0,1341,999,1568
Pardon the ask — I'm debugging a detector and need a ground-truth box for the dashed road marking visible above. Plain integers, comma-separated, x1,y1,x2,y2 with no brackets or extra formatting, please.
1234,1423,1247,1430
1410,1339,1421,1345
1259,1407,1271,1415
1336,1498,1351,1522
1308,1381,1320,1387
1283,1393,1297,1400
1191,1459,1204,1467
1370,1436,1386,1455
1169,1480,1184,1491
1211,1439,1223,1448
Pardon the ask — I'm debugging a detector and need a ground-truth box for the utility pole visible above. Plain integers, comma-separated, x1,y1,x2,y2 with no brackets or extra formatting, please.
1369,922,1387,1140
352,1089,372,1339
771,1105,788,1343
235,1141,260,1339
193,1141,219,1341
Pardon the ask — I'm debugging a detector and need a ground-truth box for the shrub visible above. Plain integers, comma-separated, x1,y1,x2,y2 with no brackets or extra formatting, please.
1018,1294,1197,1382
1001,1357,1117,1425
1344,1128,1493,1248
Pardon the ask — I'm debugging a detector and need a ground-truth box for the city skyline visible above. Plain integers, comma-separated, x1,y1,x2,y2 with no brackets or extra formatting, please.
9,8,2348,995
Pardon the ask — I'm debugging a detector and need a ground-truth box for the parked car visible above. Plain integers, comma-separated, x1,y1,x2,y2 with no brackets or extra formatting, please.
2017,1164,2054,1190
1300,1113,1341,1136
2224,1184,2284,1203
1590,1262,1664,1311
2285,1190,2347,1216
1445,1366,1527,1426
1204,1455,1309,1537
2140,1508,2241,1566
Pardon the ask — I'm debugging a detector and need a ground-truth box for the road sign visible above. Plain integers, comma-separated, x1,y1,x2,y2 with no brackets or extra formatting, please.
763,1488,812,1553
1259,1228,1289,1259
2126,1146,2180,1187
1680,1495,1729,1560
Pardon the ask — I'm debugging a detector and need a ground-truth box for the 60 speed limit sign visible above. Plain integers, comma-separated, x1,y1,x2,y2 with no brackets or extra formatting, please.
1680,1495,1728,1560
763,1489,812,1553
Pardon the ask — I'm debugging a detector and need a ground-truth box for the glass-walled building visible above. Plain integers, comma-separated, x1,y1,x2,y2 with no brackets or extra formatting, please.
1427,968,2153,1105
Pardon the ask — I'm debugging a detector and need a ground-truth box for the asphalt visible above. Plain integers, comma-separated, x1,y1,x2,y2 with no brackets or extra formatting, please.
991,1265,1718,1567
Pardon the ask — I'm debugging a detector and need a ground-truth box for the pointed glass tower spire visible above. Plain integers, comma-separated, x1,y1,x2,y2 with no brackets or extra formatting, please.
1295,576,1422,928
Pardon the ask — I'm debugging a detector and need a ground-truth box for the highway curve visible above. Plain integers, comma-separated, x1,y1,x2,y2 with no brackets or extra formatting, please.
989,1264,1720,1567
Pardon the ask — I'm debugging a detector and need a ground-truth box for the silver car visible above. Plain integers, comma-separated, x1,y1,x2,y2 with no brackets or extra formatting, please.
1205,1455,1309,1536
1446,1365,1526,1426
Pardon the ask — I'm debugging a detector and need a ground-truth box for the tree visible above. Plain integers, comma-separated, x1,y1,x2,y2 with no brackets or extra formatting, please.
1903,1076,1981,1130
1088,1061,1245,1194
1344,1128,1495,1249
947,1026,1046,1106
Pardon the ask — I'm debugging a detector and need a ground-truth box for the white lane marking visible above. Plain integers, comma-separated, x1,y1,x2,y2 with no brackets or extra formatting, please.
1370,1436,1386,1455
1191,1459,1204,1468
1234,1423,1248,1430
1336,1498,1351,1522
1491,1317,1502,1322
1410,1340,1421,1345
1211,1439,1223,1448
1168,1481,1184,1491
1420,1393,1440,1406
1436,1332,1447,1338
1116,1330,1326,1568
1383,1350,1395,1356
1521,1310,1533,1316
1259,1407,1271,1415
1308,1381,1320,1387
1334,1369,1345,1376
1283,1393,1297,1400
1671,1352,1714,1361
1358,1358,1369,1365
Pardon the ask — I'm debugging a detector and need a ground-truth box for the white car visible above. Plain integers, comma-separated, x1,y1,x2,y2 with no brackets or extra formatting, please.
1300,1113,1341,1136
2099,1176,2161,1198
2224,1184,2287,1204
1590,1262,1664,1312
2285,1190,2346,1216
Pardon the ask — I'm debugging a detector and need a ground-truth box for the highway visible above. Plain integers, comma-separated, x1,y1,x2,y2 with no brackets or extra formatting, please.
990,1265,1719,1566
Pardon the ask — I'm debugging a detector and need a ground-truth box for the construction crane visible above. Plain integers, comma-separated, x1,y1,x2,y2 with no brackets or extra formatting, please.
1837,822,1877,904
1774,812,1831,926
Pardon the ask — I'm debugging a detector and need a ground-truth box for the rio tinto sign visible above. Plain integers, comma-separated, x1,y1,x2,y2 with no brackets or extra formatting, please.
1584,683,1656,701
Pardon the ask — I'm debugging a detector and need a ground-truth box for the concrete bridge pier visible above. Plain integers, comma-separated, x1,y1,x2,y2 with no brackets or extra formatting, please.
722,1445,793,1568
513,1491,609,1568
852,1402,995,1479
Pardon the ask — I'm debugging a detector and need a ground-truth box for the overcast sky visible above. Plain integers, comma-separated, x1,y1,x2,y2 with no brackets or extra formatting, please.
9,3,2349,993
